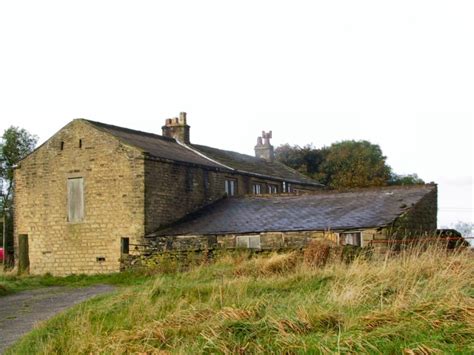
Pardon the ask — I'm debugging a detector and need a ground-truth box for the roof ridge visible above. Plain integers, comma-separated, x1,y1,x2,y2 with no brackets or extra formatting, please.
83,119,176,143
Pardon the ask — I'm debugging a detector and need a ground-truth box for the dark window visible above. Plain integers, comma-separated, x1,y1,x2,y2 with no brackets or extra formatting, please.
185,169,193,192
121,237,130,254
225,179,237,196
79,139,83,148
252,184,262,195
203,171,210,189
67,178,84,222
340,232,362,247
60,141,64,150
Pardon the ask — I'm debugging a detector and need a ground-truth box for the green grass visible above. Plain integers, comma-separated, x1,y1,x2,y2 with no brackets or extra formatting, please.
5,247,474,354
0,269,150,296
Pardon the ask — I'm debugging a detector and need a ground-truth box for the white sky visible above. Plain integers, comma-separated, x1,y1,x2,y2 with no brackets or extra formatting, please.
1,1,473,227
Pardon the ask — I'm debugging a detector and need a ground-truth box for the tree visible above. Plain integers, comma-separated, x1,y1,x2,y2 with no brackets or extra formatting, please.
389,173,425,186
317,140,391,188
275,144,325,178
452,221,474,238
276,140,422,189
0,127,38,248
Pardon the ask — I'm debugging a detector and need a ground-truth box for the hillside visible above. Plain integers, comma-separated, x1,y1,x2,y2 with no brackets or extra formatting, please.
8,246,474,354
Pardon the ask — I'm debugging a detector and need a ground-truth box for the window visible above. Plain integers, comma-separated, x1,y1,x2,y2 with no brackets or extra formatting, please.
121,237,130,254
236,235,261,249
252,184,262,195
67,178,84,222
79,139,83,148
268,184,278,194
185,169,193,192
339,232,362,247
60,141,64,150
225,179,237,196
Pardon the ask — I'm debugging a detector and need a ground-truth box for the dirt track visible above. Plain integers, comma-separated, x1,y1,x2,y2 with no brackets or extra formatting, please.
0,285,115,354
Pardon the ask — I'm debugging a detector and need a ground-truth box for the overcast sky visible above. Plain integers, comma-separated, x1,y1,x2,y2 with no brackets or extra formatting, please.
1,1,472,228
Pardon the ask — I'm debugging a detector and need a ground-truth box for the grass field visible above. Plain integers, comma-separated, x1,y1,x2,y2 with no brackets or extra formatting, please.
5,245,474,354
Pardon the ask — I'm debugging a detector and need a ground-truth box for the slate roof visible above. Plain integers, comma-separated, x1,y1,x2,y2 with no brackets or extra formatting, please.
152,185,436,236
192,144,318,185
84,119,320,185
84,120,224,169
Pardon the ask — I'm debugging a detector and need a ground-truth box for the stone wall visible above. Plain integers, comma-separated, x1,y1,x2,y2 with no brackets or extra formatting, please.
14,120,145,275
147,230,339,252
386,185,438,237
144,159,226,234
220,171,317,196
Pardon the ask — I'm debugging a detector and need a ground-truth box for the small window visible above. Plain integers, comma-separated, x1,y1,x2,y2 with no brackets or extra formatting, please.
236,235,261,249
203,171,210,189
225,179,237,196
67,177,84,222
268,184,278,194
252,184,262,195
79,139,83,148
121,237,130,254
340,232,362,247
185,169,193,192
60,141,64,150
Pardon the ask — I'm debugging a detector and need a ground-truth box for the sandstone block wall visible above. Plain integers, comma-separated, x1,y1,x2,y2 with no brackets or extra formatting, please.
14,120,145,276
144,159,226,233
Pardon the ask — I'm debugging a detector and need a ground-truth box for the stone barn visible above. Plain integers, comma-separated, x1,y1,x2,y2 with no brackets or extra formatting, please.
148,184,438,252
13,113,323,275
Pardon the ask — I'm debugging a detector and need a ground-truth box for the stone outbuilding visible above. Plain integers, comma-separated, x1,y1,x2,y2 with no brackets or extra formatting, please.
13,113,322,275
148,184,438,251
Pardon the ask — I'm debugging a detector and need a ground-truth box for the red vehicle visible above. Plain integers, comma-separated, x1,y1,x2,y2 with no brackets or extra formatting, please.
0,247,4,262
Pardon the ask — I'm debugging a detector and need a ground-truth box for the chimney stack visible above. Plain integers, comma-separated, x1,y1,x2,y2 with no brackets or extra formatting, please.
162,112,190,144
255,131,274,162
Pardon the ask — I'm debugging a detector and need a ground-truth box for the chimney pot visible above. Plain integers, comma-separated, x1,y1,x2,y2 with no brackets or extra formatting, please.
162,112,190,144
255,130,274,162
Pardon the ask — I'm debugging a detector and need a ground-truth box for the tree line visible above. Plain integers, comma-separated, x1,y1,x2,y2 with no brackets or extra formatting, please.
275,141,424,188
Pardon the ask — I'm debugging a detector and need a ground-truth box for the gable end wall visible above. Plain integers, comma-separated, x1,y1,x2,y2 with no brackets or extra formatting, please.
14,120,146,275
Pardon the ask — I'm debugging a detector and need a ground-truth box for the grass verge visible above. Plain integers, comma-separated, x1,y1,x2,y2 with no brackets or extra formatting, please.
6,246,474,354
0,269,150,296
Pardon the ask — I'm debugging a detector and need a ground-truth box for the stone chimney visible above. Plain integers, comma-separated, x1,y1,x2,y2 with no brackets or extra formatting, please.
255,131,274,162
162,112,190,144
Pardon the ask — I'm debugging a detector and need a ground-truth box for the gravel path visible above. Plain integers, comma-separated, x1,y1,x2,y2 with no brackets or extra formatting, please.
0,284,115,354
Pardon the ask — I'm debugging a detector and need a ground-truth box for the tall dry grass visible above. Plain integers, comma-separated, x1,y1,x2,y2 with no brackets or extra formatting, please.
8,245,474,354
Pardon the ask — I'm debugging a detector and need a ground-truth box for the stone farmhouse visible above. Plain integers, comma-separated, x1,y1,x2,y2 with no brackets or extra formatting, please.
13,113,437,276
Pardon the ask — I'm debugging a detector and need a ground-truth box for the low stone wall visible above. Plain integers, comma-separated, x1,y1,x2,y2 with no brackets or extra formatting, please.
146,230,339,253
